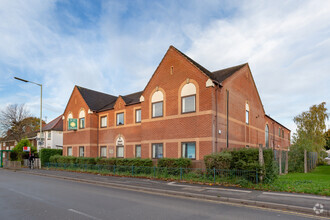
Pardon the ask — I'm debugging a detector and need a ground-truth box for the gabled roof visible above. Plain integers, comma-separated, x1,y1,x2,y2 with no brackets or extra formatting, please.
171,46,246,84
76,86,118,111
265,115,291,131
122,91,143,106
211,63,247,83
43,115,63,131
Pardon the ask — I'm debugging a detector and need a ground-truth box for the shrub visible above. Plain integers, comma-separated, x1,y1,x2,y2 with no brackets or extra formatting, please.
204,152,232,170
48,156,153,167
40,149,62,166
10,139,37,162
76,157,97,165
157,158,192,168
288,145,305,173
49,154,61,163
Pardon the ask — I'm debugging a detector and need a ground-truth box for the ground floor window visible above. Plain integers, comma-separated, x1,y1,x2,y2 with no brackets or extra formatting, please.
67,147,72,156
79,146,84,157
182,142,196,159
100,146,107,158
135,145,141,158
116,146,124,158
152,143,163,159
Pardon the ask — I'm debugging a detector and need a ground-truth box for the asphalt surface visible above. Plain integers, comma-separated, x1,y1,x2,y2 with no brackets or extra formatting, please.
20,168,330,211
0,169,325,220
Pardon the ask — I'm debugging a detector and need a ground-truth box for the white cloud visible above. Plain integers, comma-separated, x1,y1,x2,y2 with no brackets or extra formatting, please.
186,0,330,132
0,0,329,132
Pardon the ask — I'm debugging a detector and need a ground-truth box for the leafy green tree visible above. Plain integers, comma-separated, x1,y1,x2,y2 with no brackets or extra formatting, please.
293,102,328,160
10,138,37,161
324,129,330,150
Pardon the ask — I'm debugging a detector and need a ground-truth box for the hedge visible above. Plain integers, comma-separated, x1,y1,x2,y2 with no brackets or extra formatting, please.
157,158,192,168
49,156,153,167
40,149,62,166
204,148,277,183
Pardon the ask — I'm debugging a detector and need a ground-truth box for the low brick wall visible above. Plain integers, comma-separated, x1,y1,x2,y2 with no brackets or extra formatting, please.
3,161,21,170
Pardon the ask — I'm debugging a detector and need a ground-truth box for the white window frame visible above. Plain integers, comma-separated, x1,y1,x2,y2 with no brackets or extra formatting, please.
135,109,141,123
101,116,107,128
116,112,124,126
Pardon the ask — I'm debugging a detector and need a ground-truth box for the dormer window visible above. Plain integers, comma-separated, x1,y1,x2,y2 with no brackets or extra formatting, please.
116,113,124,126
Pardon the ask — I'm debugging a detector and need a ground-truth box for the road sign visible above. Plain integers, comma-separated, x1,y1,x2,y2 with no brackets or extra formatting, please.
23,146,30,152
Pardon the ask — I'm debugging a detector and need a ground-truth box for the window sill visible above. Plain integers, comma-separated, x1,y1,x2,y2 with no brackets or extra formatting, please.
181,110,196,114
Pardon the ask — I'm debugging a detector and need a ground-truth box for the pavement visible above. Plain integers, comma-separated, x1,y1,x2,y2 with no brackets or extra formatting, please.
0,169,320,220
5,168,330,218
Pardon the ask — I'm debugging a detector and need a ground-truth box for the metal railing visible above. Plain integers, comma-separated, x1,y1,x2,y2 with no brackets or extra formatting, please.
46,163,259,184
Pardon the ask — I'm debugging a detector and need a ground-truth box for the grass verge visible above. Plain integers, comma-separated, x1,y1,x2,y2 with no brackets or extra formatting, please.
253,165,330,196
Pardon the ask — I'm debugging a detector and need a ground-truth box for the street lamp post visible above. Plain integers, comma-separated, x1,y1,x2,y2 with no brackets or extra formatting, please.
14,77,43,150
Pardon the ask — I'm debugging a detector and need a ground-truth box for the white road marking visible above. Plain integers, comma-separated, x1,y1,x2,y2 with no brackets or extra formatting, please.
262,192,330,200
167,182,252,193
8,188,44,201
68,209,101,220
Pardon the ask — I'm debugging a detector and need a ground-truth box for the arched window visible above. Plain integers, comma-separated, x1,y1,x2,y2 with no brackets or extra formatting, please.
67,113,73,130
265,125,269,148
151,90,164,118
79,110,85,129
181,83,196,113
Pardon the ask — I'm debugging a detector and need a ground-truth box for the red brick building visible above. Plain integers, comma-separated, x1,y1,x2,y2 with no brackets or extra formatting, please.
62,46,290,165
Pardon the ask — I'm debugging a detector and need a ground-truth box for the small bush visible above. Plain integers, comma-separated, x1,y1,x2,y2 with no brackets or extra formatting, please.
48,156,153,167
40,149,62,166
204,152,232,170
157,158,192,168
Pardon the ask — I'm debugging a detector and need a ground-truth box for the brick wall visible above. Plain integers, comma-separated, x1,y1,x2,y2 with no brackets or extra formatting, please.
62,46,291,162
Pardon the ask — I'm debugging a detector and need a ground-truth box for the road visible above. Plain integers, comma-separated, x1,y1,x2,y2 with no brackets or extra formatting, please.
0,169,322,220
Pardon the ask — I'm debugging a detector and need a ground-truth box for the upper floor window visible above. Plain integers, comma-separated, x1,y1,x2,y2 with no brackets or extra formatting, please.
151,90,164,118
181,83,196,113
47,132,51,140
282,130,284,138
135,109,141,123
116,113,124,126
101,116,107,128
245,103,249,124
79,110,85,129
279,128,281,137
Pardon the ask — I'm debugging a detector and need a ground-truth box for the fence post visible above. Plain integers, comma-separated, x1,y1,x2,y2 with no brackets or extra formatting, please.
213,168,216,183
285,150,288,174
279,150,282,175
132,165,134,176
256,168,258,184
180,168,182,180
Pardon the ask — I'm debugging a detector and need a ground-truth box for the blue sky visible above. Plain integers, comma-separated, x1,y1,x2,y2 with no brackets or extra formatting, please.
0,0,329,132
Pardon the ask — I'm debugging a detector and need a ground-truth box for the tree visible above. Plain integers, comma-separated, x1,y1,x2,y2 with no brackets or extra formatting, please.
10,138,37,161
293,102,328,159
0,104,44,142
325,129,330,151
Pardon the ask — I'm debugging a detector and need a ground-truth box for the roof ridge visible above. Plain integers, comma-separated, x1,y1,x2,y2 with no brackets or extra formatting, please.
212,63,247,73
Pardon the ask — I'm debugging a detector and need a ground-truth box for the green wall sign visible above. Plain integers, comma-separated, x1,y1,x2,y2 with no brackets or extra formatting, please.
68,118,78,130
